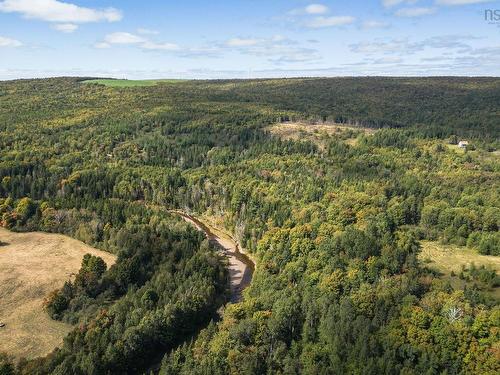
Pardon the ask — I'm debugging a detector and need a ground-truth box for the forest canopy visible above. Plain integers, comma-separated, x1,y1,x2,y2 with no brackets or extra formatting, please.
0,77,498,374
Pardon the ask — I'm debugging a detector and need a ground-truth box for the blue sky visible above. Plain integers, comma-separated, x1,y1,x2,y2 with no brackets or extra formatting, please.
0,0,499,79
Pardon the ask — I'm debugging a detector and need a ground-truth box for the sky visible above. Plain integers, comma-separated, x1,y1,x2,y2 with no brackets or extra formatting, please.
0,0,499,80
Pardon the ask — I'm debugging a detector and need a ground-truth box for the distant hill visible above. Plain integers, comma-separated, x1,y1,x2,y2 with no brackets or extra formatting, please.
1,76,499,139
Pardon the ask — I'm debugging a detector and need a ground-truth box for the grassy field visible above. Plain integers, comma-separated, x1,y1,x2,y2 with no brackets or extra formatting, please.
81,78,184,87
419,241,499,299
419,241,500,274
0,228,116,360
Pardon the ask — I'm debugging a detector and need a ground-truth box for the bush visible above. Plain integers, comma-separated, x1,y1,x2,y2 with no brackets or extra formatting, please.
467,232,481,248
478,233,500,256
0,353,14,375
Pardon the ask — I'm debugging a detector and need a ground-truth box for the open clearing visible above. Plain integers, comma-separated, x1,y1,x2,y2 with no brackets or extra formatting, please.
266,122,376,149
419,241,499,299
419,241,500,274
82,79,184,87
0,228,116,360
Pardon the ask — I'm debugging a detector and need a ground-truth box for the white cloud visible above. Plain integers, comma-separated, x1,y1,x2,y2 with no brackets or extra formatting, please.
0,35,22,47
382,0,400,7
395,7,436,17
362,20,390,29
137,28,159,35
94,42,110,49
285,3,354,29
437,0,494,5
222,36,321,64
272,35,286,42
97,32,179,52
105,32,145,44
141,41,179,51
384,0,492,9
52,23,78,33
0,0,122,23
350,39,411,54
226,38,260,47
350,35,479,56
382,0,418,7
289,3,329,16
3,59,498,81
305,16,355,28
305,4,329,15
372,56,404,64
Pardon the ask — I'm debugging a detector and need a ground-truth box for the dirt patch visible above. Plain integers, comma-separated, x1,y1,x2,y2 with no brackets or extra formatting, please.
266,122,375,149
0,228,116,360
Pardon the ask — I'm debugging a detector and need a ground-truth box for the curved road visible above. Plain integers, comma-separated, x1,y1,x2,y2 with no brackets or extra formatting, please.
173,211,255,303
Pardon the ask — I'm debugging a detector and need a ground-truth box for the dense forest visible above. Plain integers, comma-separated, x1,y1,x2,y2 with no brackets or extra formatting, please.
0,77,498,374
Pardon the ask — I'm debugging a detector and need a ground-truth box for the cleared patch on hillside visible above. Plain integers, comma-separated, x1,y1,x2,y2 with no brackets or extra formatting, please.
0,228,116,360
266,122,376,149
419,241,500,274
81,79,183,87
419,241,500,299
